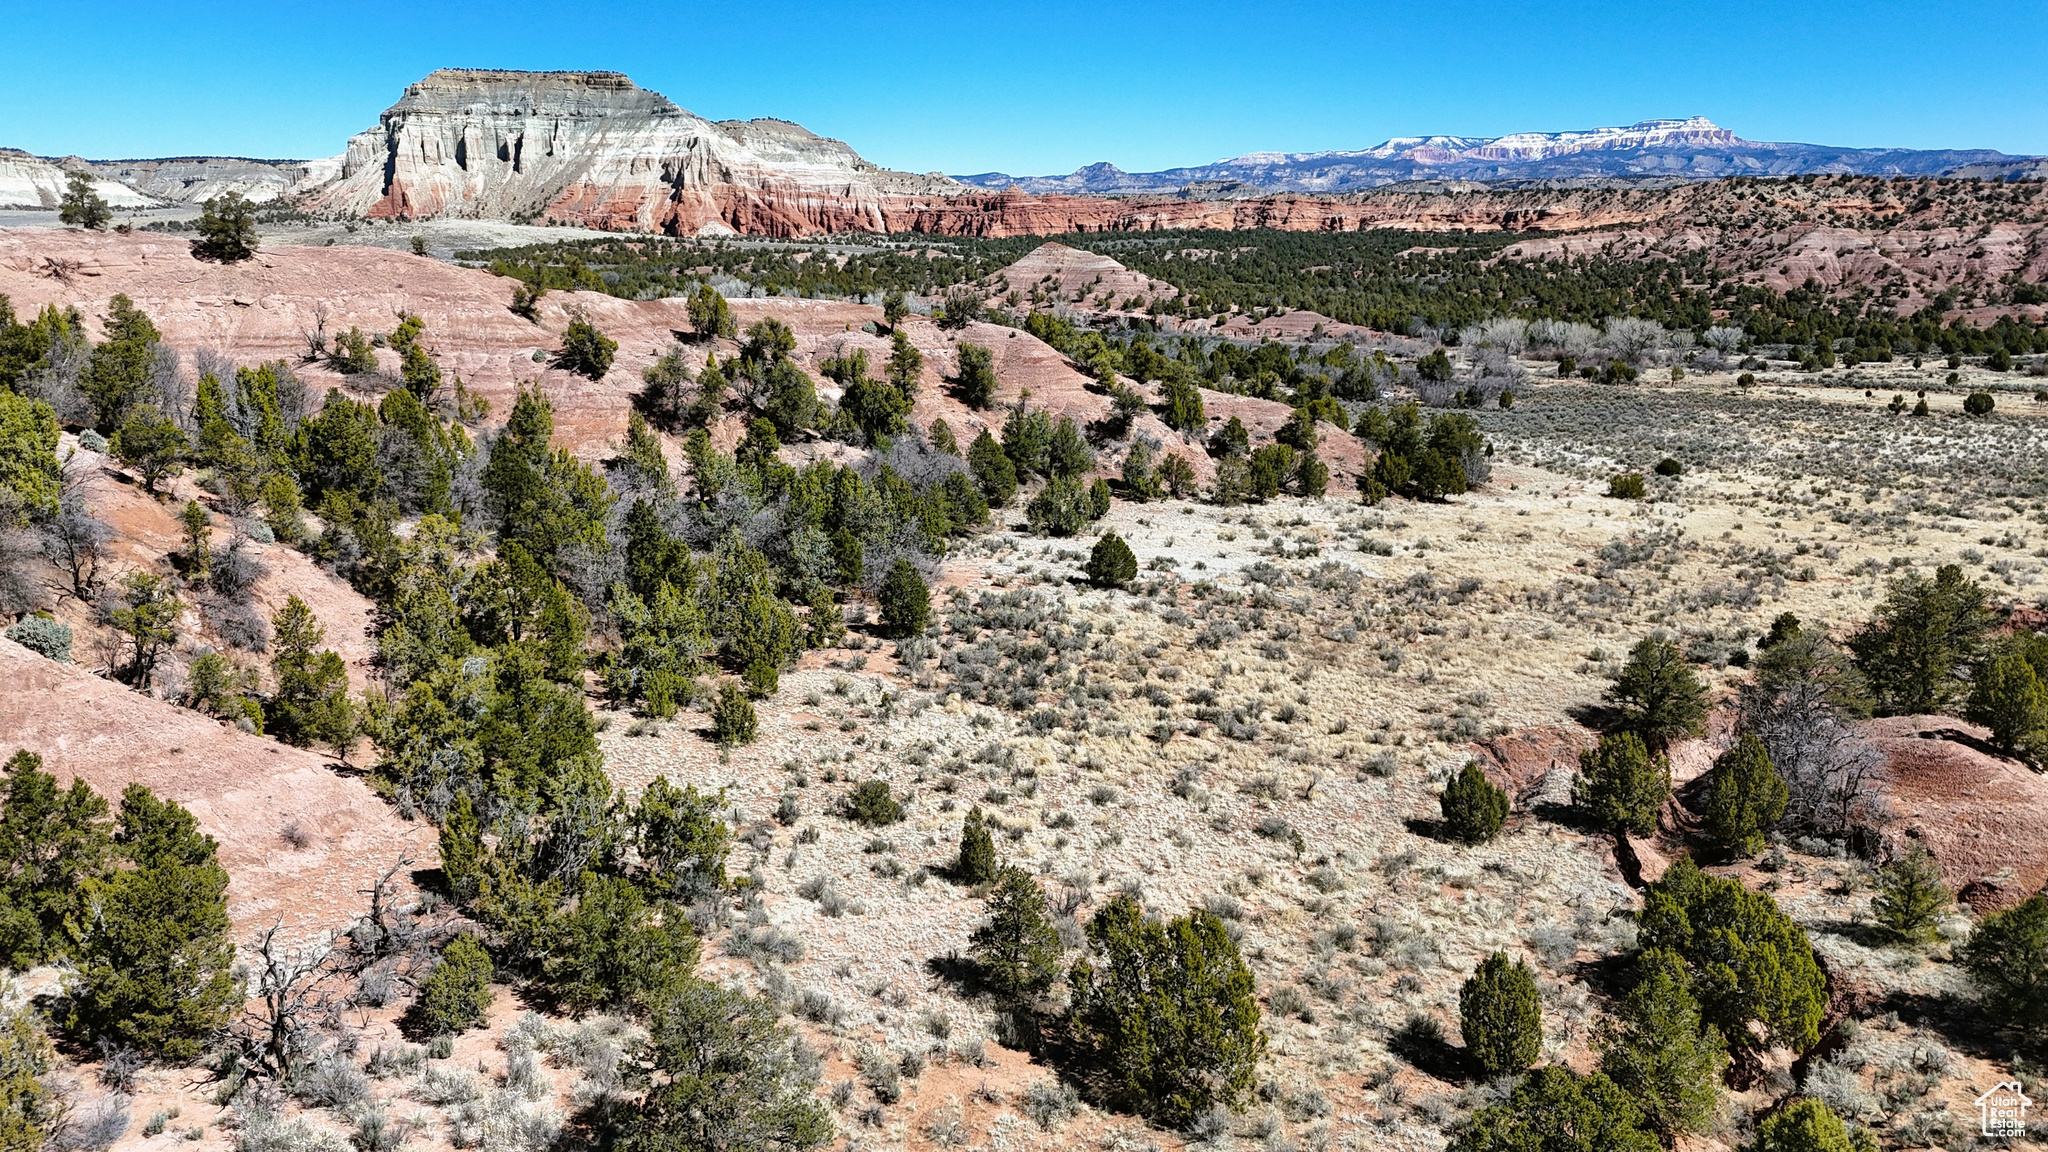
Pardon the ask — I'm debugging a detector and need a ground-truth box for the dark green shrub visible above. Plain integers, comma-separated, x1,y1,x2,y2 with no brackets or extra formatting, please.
1246,444,1294,501
58,170,111,230
1607,472,1646,499
956,343,998,409
67,786,239,1059
1966,651,2047,758
1440,761,1507,845
1162,376,1204,432
190,193,257,263
1067,894,1264,1126
630,778,732,904
1026,475,1091,536
1605,637,1708,748
1572,731,1670,836
1450,1066,1658,1152
1212,416,1250,459
845,780,903,826
1870,845,1949,944
554,317,618,380
0,750,110,969
1958,893,2048,1032
110,404,186,495
0,387,60,520
688,285,736,340
970,865,1061,999
1596,949,1725,1140
1085,533,1138,588
1638,858,1825,1053
631,979,831,1152
1459,951,1540,1078
1703,734,1787,856
1086,477,1112,520
1295,450,1329,497
1654,457,1683,477
1849,564,1990,716
968,428,1018,505
544,875,699,1011
878,559,930,638
1745,1098,1876,1152
1964,391,1995,415
711,682,757,745
417,935,494,1035
955,806,997,883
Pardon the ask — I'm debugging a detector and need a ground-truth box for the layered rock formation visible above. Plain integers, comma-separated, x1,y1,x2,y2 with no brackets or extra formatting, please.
0,149,155,210
304,69,962,235
84,155,341,205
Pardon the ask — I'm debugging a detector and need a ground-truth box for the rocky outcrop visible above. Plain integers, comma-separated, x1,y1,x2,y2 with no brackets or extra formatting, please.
0,149,156,210
83,155,341,205
1858,716,2048,914
304,69,962,235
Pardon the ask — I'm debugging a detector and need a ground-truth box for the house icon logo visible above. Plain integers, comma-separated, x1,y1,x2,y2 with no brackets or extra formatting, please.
1976,1081,2033,1138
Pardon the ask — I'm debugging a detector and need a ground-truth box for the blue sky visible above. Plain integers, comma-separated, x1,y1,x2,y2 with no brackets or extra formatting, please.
5,0,2042,174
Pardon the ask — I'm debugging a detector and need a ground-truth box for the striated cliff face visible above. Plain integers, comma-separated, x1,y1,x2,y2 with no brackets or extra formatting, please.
305,69,963,234
0,150,157,210
83,155,341,205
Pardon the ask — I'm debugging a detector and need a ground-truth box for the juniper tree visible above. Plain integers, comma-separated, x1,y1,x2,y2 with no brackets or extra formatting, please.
1849,564,1990,716
1958,893,2048,1032
416,934,494,1035
1596,949,1726,1140
1067,894,1264,1126
1704,734,1787,857
630,978,832,1152
687,285,735,340
711,682,757,745
269,595,354,752
1450,1067,1659,1152
1441,761,1507,845
68,786,240,1060
0,391,60,521
955,343,998,409
1746,1098,1877,1152
954,806,997,884
1572,731,1670,836
110,404,185,495
57,171,111,230
1870,845,1949,945
554,317,618,380
970,865,1060,999
190,193,258,263
1638,858,1826,1054
878,559,930,638
1162,375,1205,433
968,428,1018,506
1606,636,1708,748
1966,651,2047,759
1085,533,1138,589
0,749,111,969
1460,951,1541,1078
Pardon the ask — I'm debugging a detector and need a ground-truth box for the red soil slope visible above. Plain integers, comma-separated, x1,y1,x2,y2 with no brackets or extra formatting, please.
0,637,431,935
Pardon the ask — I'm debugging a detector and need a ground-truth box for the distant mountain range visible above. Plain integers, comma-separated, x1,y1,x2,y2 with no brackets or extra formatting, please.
953,117,2043,195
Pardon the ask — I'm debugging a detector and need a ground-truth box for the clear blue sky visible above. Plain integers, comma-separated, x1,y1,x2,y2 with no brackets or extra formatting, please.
5,0,2042,174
